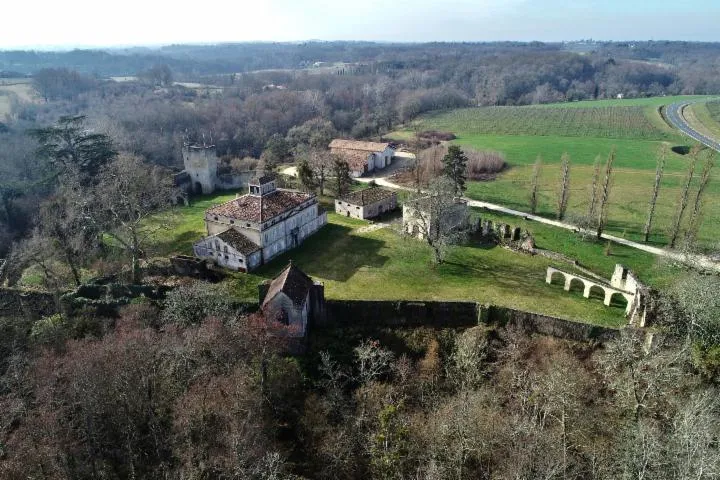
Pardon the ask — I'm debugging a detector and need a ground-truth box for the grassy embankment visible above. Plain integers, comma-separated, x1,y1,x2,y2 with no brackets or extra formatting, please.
391,96,720,249
147,191,678,327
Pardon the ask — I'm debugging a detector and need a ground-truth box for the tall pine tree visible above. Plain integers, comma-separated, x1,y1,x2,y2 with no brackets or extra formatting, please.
442,145,468,196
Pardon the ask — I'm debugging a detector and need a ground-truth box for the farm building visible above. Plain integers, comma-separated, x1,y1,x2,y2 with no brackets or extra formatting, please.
403,196,469,240
335,186,397,219
193,174,327,272
329,139,395,177
259,262,325,338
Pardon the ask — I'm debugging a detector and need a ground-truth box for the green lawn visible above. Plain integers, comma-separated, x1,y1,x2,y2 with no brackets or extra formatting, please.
147,192,676,327
394,95,720,249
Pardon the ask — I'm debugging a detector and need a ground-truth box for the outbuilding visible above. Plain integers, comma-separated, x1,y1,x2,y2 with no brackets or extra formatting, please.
335,187,397,219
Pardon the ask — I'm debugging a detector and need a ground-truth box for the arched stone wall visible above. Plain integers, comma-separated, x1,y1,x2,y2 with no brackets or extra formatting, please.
546,266,636,318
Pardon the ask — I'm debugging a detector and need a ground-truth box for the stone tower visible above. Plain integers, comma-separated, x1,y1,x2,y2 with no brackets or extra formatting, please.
181,143,218,195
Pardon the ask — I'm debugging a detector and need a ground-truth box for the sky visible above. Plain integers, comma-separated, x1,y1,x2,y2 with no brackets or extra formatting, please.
2,0,719,49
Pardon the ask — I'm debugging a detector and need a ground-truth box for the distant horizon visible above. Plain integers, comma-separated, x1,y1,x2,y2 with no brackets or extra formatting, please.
2,38,720,53
3,0,718,49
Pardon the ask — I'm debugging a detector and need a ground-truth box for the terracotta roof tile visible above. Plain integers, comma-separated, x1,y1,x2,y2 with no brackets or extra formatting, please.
329,139,391,152
207,189,314,223
340,187,396,206
216,228,260,255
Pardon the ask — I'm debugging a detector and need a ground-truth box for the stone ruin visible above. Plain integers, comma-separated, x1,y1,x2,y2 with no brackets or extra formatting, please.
477,217,532,250
546,263,655,327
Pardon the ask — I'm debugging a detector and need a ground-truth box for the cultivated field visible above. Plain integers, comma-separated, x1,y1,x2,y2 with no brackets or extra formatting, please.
145,192,677,327
397,96,720,248
417,105,676,140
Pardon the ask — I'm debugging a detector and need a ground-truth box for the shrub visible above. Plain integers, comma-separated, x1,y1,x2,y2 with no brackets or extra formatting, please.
465,150,507,179
230,156,260,173
160,281,235,327
31,314,69,349
418,130,456,141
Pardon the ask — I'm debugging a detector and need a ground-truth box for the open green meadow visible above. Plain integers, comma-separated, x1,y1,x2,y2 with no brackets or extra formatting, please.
397,96,720,248
146,191,681,327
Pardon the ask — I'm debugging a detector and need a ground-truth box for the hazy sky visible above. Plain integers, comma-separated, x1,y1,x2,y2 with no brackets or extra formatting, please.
3,0,719,49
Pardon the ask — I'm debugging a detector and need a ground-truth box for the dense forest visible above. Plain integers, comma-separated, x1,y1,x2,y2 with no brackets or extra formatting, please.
1,279,720,479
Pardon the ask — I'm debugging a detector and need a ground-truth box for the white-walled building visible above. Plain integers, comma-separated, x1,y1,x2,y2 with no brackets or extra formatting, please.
329,139,395,177
335,187,397,219
193,174,327,272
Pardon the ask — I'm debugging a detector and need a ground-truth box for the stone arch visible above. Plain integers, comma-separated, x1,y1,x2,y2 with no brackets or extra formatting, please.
587,284,606,301
607,291,630,310
547,269,566,286
567,276,586,293
194,181,203,195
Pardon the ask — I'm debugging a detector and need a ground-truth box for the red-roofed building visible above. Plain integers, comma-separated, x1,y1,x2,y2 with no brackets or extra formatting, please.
193,174,327,271
329,139,395,177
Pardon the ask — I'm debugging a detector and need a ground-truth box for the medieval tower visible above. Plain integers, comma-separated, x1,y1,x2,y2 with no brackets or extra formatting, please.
181,143,218,195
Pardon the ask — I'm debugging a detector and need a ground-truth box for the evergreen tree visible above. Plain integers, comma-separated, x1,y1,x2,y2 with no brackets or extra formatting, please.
442,145,468,196
332,157,353,197
31,115,116,182
297,159,316,193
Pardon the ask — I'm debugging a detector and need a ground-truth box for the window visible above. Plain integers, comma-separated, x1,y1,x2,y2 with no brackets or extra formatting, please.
214,216,218,221
224,255,229,260
246,223,250,227
230,220,234,224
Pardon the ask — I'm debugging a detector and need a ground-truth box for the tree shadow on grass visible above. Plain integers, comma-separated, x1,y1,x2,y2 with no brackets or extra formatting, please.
256,223,389,282
150,230,201,256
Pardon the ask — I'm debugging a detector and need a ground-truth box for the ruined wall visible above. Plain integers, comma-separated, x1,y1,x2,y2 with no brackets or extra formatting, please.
317,300,619,343
0,288,59,319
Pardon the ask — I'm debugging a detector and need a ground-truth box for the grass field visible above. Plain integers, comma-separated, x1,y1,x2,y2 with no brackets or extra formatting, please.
395,96,720,248
0,79,38,118
686,101,720,141
145,191,683,327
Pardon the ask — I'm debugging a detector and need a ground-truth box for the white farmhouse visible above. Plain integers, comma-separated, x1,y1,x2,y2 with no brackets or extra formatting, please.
193,174,327,272
329,139,395,177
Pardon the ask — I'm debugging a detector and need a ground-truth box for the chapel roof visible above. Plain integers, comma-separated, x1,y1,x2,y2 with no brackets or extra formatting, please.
262,262,315,308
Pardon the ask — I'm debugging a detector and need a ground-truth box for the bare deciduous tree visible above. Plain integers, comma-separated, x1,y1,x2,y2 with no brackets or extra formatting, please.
684,151,714,247
669,146,699,248
529,155,542,214
557,153,571,220
643,144,667,243
596,149,615,240
90,155,176,284
587,154,602,222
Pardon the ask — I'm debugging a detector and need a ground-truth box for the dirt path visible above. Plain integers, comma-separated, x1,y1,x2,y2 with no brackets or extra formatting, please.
356,175,720,272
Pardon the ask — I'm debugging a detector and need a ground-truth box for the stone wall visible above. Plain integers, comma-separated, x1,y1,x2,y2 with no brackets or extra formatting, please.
318,300,619,343
0,288,59,319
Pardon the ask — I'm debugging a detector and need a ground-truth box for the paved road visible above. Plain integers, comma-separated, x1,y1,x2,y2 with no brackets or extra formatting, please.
665,101,720,152
357,175,720,272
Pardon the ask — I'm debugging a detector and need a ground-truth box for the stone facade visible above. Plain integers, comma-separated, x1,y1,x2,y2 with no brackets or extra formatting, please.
403,197,469,239
335,187,397,219
181,143,218,195
258,263,326,338
329,139,395,177
193,174,327,272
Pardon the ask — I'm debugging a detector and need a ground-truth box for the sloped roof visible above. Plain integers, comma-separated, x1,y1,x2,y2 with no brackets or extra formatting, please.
262,262,315,308
329,139,391,152
207,189,313,223
250,173,276,185
217,228,261,255
340,187,396,206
